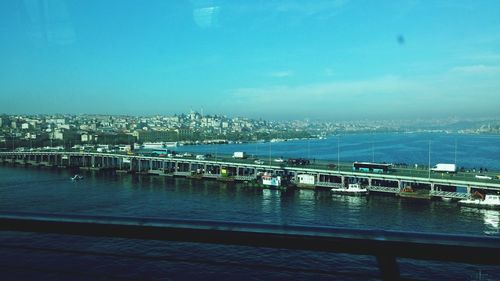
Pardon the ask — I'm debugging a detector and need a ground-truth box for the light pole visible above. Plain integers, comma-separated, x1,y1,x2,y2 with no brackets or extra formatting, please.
372,141,374,163
215,144,218,162
268,141,271,167
307,138,310,160
337,135,340,173
428,140,431,179
454,139,457,165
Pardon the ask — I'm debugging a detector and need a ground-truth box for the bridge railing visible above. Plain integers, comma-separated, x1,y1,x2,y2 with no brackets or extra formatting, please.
1,212,500,280
429,190,470,199
367,185,400,193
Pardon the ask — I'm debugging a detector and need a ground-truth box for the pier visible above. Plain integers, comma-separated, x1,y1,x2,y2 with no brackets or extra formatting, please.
1,151,500,200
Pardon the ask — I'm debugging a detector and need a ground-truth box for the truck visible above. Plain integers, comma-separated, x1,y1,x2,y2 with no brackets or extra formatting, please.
232,151,247,159
431,163,456,173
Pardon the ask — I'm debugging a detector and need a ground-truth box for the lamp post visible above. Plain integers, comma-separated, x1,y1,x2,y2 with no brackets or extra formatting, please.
428,140,431,179
372,141,375,163
454,139,457,165
268,141,271,167
337,135,340,173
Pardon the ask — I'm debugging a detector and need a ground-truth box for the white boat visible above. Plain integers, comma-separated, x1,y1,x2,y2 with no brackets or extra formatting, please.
71,174,84,181
458,194,500,210
331,183,368,196
262,174,281,189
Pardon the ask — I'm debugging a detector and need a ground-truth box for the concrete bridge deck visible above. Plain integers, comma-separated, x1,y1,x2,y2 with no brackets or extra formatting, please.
2,151,500,195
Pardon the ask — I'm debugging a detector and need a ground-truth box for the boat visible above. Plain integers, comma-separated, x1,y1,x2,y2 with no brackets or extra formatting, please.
262,173,282,189
71,174,84,181
331,183,368,196
458,194,500,210
398,186,431,200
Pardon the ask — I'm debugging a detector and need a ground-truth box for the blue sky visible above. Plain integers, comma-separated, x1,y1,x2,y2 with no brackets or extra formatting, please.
1,0,499,120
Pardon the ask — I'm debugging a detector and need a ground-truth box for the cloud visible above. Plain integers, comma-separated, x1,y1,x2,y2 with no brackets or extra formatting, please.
193,6,220,28
232,75,418,101
222,73,500,119
270,70,293,78
450,65,500,75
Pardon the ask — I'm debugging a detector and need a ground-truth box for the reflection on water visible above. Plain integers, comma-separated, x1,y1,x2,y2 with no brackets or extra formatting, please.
459,207,500,235
298,189,315,200
261,189,281,223
331,194,367,207
482,210,500,234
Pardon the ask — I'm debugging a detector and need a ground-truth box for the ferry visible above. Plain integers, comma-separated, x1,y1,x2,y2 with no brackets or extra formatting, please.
458,194,500,210
331,183,368,196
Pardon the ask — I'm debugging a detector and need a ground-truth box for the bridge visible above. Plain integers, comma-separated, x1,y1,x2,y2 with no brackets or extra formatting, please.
2,151,500,200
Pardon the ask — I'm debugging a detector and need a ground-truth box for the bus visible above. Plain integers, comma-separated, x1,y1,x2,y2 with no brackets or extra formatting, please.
353,162,392,173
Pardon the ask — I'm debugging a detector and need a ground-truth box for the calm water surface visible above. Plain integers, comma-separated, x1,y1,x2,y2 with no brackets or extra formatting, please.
1,133,500,280
179,132,500,170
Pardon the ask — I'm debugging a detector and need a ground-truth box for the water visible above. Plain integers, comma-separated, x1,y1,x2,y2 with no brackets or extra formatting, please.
178,132,500,170
1,133,500,280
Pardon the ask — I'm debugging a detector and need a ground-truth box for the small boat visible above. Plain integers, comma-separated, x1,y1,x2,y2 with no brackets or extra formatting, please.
398,186,431,200
331,183,368,196
262,174,282,189
71,174,84,181
458,194,500,210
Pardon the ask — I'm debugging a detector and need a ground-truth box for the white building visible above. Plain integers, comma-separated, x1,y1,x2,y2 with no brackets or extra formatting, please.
51,131,64,140
81,133,93,142
297,174,315,185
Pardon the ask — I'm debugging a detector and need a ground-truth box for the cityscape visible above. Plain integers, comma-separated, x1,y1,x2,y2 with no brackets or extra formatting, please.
1,112,500,151
2,1,500,280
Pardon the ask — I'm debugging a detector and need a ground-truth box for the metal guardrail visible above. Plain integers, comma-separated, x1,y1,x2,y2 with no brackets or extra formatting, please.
1,212,500,280
367,186,400,193
429,190,470,199
316,182,342,188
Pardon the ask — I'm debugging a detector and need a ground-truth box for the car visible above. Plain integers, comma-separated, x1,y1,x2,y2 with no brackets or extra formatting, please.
287,158,310,165
274,158,285,163
254,160,265,165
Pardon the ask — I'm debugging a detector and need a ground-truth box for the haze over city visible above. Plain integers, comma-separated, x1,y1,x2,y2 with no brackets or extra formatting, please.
1,0,500,119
